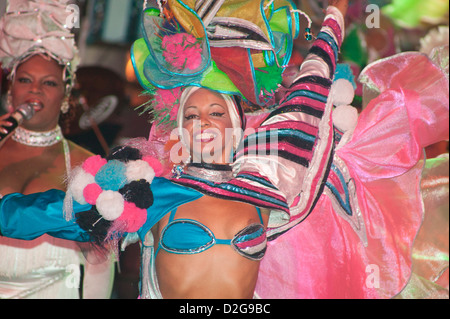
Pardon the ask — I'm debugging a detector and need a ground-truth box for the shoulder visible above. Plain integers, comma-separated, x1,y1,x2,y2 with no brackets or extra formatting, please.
66,140,94,166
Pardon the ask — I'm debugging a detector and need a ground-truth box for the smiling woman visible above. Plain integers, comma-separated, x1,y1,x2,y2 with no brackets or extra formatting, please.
2,0,445,301
180,88,236,164
0,0,347,299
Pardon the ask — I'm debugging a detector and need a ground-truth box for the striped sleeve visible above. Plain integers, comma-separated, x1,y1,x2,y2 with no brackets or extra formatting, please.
234,6,345,239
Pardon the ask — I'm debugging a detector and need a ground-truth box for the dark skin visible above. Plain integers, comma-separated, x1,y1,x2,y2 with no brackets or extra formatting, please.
329,0,348,16
153,196,269,299
0,54,114,299
0,55,91,195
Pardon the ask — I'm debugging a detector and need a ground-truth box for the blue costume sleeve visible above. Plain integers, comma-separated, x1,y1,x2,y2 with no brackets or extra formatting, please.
0,178,203,243
0,189,92,242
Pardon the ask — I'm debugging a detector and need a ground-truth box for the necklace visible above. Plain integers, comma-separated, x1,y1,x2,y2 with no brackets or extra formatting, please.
11,125,72,175
183,162,234,183
12,125,64,147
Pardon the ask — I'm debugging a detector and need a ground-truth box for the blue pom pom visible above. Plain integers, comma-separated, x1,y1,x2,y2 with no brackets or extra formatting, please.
95,160,127,191
334,64,357,89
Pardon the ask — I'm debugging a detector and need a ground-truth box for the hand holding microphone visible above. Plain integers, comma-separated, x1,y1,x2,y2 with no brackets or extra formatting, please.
0,102,40,146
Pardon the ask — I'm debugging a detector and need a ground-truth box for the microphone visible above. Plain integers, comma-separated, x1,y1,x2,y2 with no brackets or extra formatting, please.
0,103,38,141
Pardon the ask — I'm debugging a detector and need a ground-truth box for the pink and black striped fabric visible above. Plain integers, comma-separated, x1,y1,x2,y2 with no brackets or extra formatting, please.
172,12,344,240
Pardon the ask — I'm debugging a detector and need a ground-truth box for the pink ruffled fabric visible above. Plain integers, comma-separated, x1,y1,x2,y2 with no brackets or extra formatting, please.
395,155,449,299
255,53,449,298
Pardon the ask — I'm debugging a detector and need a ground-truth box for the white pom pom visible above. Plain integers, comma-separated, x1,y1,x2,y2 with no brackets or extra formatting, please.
68,166,95,204
126,160,155,183
331,79,355,106
96,190,124,221
333,104,358,133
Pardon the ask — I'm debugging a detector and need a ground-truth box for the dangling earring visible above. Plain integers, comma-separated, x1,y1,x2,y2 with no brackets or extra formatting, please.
60,95,70,114
171,141,191,179
6,89,13,112
304,27,313,41
171,154,190,179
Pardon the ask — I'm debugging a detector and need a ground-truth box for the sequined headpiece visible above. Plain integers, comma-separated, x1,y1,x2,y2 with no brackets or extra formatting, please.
0,0,80,91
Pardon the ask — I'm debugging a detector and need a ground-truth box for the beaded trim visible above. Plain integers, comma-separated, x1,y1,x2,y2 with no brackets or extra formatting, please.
12,125,64,147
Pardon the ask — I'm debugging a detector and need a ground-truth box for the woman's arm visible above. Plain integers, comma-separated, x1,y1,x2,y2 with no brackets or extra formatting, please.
329,0,349,16
0,190,91,241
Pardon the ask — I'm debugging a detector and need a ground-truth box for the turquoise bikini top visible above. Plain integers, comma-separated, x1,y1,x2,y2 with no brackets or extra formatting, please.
155,206,267,261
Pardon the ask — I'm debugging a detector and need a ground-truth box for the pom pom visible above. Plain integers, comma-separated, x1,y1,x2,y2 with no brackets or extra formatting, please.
95,160,127,191
143,156,164,177
255,64,283,95
162,33,202,70
146,88,182,129
75,207,113,245
331,79,355,106
82,155,107,176
83,183,103,205
333,104,358,133
334,64,356,89
118,201,148,233
107,146,142,163
69,166,95,204
125,160,155,183
119,180,153,209
96,190,124,221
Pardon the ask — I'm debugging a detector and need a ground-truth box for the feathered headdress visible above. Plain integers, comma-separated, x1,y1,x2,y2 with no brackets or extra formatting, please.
131,0,305,130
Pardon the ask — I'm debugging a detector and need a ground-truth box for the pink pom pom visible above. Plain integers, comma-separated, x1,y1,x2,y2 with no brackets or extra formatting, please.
83,183,102,205
82,155,107,176
142,156,164,177
118,201,147,233
155,88,180,108
161,33,202,70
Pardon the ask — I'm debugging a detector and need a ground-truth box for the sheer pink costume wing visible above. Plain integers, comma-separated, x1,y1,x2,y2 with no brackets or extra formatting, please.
255,52,449,298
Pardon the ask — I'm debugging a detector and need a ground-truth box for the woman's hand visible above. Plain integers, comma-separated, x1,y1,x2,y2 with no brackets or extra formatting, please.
0,113,14,146
0,113,14,134
329,0,349,16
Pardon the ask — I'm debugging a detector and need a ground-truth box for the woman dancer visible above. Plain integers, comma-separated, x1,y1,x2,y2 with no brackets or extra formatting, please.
1,0,448,299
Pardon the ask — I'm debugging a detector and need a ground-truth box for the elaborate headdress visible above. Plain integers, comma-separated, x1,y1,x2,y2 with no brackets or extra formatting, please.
0,0,79,91
131,0,308,170
132,0,306,130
